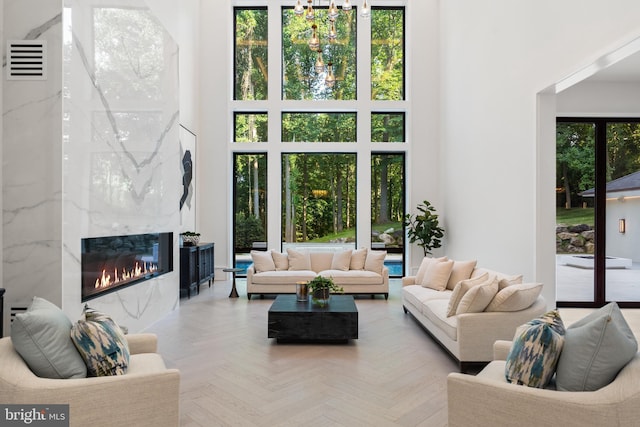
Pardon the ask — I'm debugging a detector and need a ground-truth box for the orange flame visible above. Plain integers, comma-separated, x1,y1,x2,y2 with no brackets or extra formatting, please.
94,261,158,289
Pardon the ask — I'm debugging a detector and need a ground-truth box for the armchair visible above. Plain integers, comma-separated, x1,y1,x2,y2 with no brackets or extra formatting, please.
447,340,640,427
0,333,180,427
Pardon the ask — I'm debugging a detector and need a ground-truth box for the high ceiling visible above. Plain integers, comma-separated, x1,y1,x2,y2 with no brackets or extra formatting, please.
585,51,640,83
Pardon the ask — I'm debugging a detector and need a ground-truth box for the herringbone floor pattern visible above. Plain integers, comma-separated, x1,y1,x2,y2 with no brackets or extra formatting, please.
147,279,457,426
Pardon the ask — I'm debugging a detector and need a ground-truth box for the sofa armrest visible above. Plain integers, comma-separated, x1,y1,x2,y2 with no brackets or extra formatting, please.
402,276,416,286
126,333,158,354
455,296,546,361
493,340,512,361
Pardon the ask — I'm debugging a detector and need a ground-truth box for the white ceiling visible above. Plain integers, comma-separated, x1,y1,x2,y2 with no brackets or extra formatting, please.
585,52,640,83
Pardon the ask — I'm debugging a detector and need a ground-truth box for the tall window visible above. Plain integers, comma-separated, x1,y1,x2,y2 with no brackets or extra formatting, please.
233,3,407,272
233,153,268,270
282,153,356,243
556,118,640,308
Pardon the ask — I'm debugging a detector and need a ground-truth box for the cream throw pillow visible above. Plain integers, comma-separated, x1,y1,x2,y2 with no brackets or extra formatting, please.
271,251,289,271
485,283,543,312
415,256,448,285
421,259,454,291
350,248,368,270
331,250,352,271
287,248,312,271
498,274,523,290
446,273,489,317
456,276,499,314
364,250,387,275
446,260,478,290
251,250,276,273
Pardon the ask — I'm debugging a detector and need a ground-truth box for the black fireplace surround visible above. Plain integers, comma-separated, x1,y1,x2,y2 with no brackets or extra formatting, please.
81,232,173,302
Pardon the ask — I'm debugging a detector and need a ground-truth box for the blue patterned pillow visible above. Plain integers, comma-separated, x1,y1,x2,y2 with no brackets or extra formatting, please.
71,306,130,377
505,310,566,388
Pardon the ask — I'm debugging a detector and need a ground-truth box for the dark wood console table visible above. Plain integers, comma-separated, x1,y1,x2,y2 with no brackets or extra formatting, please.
180,242,215,298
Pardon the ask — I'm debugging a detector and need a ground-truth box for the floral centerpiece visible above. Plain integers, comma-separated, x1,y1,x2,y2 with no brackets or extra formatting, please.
181,231,200,246
307,275,344,307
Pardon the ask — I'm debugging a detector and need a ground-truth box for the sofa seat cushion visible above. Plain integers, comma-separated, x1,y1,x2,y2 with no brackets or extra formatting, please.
127,352,168,375
422,299,458,341
319,269,383,285
251,270,317,284
403,285,452,310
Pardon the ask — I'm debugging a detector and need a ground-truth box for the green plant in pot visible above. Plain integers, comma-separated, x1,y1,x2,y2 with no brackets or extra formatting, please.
307,275,344,307
403,200,445,256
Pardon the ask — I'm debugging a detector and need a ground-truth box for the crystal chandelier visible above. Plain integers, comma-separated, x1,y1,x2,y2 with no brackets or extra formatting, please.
293,0,371,88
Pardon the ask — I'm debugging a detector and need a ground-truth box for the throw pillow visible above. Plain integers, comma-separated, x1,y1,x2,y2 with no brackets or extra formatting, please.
484,283,543,312
446,260,478,290
287,248,312,271
271,251,289,271
505,310,566,388
498,274,523,290
350,248,368,270
11,297,87,379
555,302,638,391
71,306,130,377
421,259,454,291
331,249,352,271
251,250,276,273
446,273,489,317
456,276,499,315
364,250,387,275
415,256,447,285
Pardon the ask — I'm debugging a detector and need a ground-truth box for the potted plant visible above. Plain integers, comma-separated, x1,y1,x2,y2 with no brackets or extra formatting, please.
403,200,445,256
180,231,201,246
307,275,343,307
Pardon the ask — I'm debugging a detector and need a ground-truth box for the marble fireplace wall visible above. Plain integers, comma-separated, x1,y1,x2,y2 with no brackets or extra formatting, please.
3,0,180,334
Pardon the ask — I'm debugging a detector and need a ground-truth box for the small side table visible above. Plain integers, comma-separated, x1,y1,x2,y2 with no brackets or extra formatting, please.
223,268,242,298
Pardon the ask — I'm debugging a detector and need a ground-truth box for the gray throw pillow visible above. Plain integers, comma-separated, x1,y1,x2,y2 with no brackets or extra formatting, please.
11,297,87,379
555,302,637,391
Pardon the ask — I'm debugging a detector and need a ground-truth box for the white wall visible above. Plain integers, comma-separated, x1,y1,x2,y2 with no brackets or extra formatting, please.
439,0,640,307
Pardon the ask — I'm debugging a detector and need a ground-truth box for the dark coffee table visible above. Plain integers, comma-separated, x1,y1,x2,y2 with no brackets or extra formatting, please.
268,294,358,343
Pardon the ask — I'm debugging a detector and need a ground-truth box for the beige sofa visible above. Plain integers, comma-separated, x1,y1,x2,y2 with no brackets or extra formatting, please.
402,263,546,372
0,333,180,427
448,340,640,427
247,248,389,300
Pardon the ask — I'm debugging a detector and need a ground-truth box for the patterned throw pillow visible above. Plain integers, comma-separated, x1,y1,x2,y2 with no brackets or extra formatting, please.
505,310,566,388
71,306,130,377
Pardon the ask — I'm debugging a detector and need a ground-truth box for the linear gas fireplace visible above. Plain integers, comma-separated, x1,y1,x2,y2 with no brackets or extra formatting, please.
81,232,173,302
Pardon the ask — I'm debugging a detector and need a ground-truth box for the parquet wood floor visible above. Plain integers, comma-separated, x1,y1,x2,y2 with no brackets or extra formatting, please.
147,279,457,426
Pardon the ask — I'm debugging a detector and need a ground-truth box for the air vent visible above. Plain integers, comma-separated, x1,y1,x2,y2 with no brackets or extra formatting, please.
7,40,47,80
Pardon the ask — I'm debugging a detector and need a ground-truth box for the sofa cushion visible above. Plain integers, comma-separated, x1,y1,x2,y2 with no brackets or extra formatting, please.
485,283,543,312
415,256,447,285
71,307,130,377
402,285,452,312
505,310,565,388
320,269,384,285
364,250,387,275
331,250,352,271
422,299,458,342
251,270,317,284
310,252,334,272
446,273,489,317
251,250,276,273
498,274,523,290
288,248,312,271
11,296,87,379
555,302,637,391
350,248,368,270
421,259,454,291
456,276,499,315
272,251,289,271
446,260,478,290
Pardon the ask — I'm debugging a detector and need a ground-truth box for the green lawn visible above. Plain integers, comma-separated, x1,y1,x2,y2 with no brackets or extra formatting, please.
307,221,402,243
556,208,594,226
